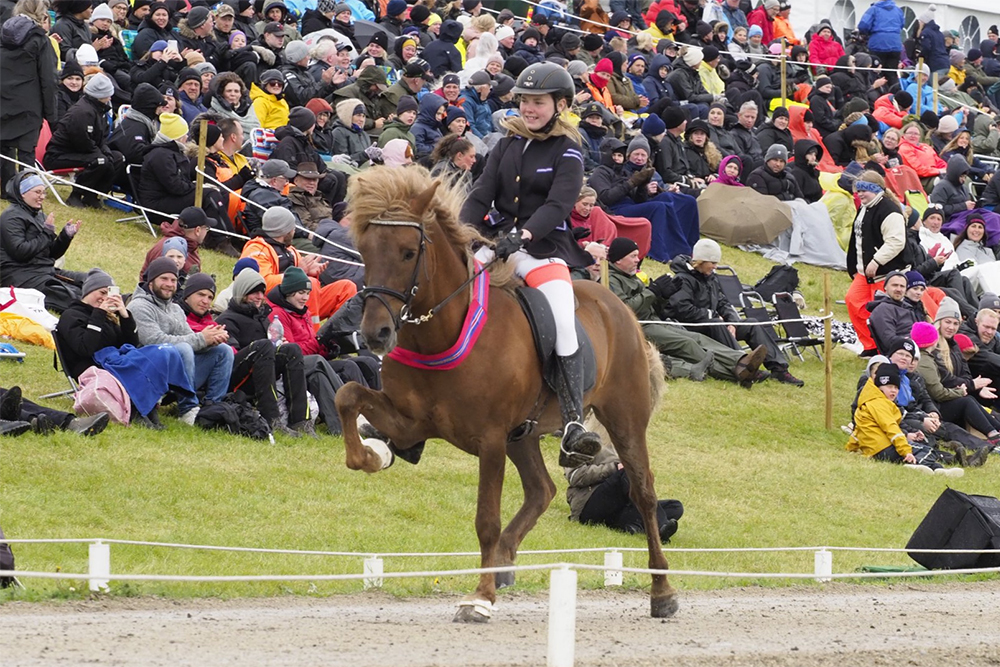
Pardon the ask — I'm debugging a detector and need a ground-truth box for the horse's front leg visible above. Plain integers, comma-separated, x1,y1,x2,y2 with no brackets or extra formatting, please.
335,381,420,473
453,434,507,624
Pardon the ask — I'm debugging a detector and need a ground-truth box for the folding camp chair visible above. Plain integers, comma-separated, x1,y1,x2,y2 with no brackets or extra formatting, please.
34,120,83,206
119,164,158,237
772,292,823,361
715,265,754,310
39,327,78,400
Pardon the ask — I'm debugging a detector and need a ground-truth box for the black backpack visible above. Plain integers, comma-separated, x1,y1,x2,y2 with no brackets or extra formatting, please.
195,391,271,440
0,523,15,588
754,265,799,301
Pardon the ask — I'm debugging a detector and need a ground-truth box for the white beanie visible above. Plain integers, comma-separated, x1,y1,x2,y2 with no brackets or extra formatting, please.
918,4,936,24
89,3,113,22
495,25,515,41
937,115,959,134
682,45,704,68
75,43,99,66
84,73,115,99
692,238,722,263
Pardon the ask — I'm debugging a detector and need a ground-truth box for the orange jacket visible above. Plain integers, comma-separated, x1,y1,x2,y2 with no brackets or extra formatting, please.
241,236,302,294
789,105,841,174
898,139,947,178
585,77,615,109
772,14,799,45
872,94,907,129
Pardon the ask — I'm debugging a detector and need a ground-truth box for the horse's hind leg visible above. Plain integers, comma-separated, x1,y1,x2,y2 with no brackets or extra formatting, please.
597,407,678,618
454,433,507,623
494,435,556,590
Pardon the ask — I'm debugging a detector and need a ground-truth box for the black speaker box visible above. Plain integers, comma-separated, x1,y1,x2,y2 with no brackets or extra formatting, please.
906,488,1000,570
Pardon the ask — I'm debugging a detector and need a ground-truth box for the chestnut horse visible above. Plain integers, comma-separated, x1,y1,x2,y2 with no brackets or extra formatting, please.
334,167,677,622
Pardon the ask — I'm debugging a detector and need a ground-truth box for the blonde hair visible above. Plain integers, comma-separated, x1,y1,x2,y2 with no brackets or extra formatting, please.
935,321,954,373
471,14,495,34
577,185,598,201
635,32,653,51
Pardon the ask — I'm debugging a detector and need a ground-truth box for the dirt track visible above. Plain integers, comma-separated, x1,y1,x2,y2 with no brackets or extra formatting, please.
3,582,1000,666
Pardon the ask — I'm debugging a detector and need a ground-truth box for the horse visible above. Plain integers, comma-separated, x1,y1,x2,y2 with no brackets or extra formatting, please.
334,166,677,622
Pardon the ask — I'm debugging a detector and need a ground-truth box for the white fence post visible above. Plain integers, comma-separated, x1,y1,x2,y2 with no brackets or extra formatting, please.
547,567,577,667
814,549,832,583
363,556,384,589
88,541,110,592
603,550,623,587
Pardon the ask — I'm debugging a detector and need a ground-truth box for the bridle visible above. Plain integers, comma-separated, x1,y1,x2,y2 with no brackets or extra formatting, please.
360,219,494,331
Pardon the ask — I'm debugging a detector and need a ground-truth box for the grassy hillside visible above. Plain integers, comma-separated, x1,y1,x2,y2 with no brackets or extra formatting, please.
2,190,997,603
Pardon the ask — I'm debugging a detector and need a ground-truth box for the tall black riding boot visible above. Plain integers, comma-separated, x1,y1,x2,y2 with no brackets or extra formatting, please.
555,349,602,467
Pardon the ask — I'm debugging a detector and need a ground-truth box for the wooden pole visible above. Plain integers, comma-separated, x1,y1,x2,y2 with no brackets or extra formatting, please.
915,58,924,117
600,259,609,287
194,119,208,208
932,71,939,113
824,272,833,430
780,37,787,110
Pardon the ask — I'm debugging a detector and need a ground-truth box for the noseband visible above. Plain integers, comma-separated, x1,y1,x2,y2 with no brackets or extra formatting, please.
360,219,494,331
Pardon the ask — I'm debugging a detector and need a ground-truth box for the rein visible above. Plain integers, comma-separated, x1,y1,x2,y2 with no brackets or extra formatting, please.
360,219,495,331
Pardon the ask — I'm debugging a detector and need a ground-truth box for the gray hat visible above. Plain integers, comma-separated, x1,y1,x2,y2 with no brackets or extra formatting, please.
82,269,114,297
934,296,962,323
261,207,296,237
692,238,722,263
284,40,310,65
765,143,788,162
261,159,297,179
979,293,1000,312
231,267,266,302
84,73,115,99
333,2,352,15
626,135,650,157
186,5,211,28
468,70,495,87
192,61,217,75
183,272,217,299
566,60,588,77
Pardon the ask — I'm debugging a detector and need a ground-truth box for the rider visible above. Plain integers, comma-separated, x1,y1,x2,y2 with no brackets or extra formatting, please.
461,63,601,467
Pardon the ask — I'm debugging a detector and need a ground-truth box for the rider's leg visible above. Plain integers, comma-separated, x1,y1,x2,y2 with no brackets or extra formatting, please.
515,253,602,466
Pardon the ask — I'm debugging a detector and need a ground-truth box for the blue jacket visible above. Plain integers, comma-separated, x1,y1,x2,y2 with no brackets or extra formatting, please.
919,21,950,73
903,77,941,114
609,0,647,29
642,55,676,105
857,0,904,53
626,72,649,101
94,344,194,416
459,88,492,139
411,94,447,158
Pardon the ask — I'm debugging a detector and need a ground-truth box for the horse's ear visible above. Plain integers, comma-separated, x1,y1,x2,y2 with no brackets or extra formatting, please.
412,181,440,220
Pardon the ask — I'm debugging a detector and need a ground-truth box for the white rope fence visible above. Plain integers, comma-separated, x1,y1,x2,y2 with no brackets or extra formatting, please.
637,312,832,327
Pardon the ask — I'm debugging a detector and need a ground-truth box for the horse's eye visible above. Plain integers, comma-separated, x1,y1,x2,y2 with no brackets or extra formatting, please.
402,249,416,261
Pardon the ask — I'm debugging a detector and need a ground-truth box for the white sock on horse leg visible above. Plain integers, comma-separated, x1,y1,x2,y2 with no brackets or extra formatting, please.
536,279,579,357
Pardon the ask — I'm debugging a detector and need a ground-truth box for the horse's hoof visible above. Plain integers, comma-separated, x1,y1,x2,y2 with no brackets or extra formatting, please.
495,570,516,590
453,601,493,624
362,438,395,472
651,594,679,618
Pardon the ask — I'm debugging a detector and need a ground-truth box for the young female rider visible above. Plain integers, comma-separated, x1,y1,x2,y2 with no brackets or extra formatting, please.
460,63,601,467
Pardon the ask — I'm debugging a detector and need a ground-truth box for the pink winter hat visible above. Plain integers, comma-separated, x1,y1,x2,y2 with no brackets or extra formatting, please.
911,321,939,348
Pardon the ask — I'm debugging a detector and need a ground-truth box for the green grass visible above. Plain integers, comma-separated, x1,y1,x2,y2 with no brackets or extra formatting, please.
2,189,999,604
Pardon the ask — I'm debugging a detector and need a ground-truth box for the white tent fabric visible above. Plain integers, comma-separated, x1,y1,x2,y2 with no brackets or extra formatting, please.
739,200,848,271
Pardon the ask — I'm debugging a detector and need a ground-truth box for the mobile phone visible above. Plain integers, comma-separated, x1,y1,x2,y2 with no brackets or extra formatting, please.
167,39,178,51
108,286,120,297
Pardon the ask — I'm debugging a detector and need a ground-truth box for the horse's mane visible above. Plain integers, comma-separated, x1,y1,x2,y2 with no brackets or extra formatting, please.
347,166,515,289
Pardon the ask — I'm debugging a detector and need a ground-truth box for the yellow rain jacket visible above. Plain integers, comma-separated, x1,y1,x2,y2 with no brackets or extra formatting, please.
819,171,856,251
249,83,290,130
847,378,910,458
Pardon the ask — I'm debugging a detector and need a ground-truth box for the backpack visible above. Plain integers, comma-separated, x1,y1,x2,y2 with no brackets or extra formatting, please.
195,391,271,440
0,523,14,588
753,265,799,301
74,366,131,425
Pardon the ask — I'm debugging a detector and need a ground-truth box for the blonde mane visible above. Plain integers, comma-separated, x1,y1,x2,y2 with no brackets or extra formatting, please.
347,166,515,288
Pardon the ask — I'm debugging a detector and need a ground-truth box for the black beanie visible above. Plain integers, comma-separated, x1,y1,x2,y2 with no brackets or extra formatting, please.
288,106,317,131
409,3,430,23
183,272,217,299
872,362,900,388
583,33,603,51
894,91,913,109
145,256,179,282
772,106,789,119
608,237,639,263
920,110,939,129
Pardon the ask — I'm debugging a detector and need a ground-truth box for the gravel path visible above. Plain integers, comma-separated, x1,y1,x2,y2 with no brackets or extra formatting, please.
3,582,1000,666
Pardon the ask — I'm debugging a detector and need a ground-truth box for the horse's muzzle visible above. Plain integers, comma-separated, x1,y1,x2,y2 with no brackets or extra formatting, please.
363,325,396,356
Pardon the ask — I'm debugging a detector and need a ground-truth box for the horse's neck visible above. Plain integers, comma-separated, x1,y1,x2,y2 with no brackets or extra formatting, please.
396,236,471,356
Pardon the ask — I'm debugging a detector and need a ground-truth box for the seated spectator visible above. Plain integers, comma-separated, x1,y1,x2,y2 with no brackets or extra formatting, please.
241,159,302,236
898,121,948,183
571,187,652,261
140,207,212,281
661,239,803,385
136,112,193,217
213,257,259,313
329,64,395,130
430,134,477,193
128,258,234,424
931,156,975,221
129,39,185,88
54,60,85,122
866,271,924,354
941,130,994,182
42,73,123,208
731,101,764,169
0,385,108,436
377,95,418,151
954,214,997,265
269,107,348,208
331,98,375,165
459,71,494,138
411,94,449,159
846,362,956,473
607,237,767,384
746,144,803,201
872,91,913,130
906,209,980,319
919,204,959,270
788,139,824,204
241,207,357,321
57,268,195,429
715,155,744,186
823,123,875,167
0,173,84,313
305,98,336,155
564,447,683,540
250,69,291,131
807,76,840,138
578,103,610,169
209,71,261,135
754,107,793,155
108,83,165,176
208,269,315,438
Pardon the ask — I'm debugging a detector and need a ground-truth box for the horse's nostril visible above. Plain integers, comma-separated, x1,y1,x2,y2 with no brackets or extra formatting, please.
378,326,392,342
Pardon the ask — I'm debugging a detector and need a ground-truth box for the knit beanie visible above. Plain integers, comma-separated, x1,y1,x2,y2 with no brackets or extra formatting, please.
158,113,189,141
231,267,266,301
186,5,211,28
82,269,114,297
626,135,651,158
894,91,913,109
682,46,704,68
261,207,296,237
641,112,667,137
703,45,720,62
84,73,115,99
183,272,217,299
288,106,317,131
162,237,188,258
954,333,977,352
18,173,44,195
872,363,900,388
814,76,832,89
765,144,788,161
934,296,962,322
232,257,259,279
409,3,430,23
886,338,916,358
980,293,1000,311
89,3,113,22
937,115,959,134
145,256,179,282
284,40,310,65
662,106,687,130
692,238,722,263
396,95,418,115
594,58,614,75
917,4,936,24
279,267,311,295
608,237,639,263
772,106,789,119
910,321,939,348
905,270,926,288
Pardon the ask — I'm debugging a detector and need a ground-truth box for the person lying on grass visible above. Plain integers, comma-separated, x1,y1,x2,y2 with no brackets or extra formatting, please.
847,361,962,476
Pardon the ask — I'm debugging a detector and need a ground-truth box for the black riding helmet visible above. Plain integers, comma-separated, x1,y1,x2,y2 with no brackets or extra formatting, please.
510,62,575,105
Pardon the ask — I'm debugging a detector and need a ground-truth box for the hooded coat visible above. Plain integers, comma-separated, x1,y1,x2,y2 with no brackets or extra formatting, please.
0,173,74,290
930,158,972,219
847,378,909,458
830,56,867,102
857,0,904,53
459,86,493,139
138,139,195,215
270,124,329,173
787,139,824,204
872,94,908,130
131,15,174,61
0,15,59,142
329,101,372,164
43,94,112,167
109,83,162,168
329,66,395,130
641,54,676,105
411,93,447,158
918,21,950,73
249,82,290,130
423,20,463,77
807,31,844,71
824,124,873,167
746,163,802,201
897,136,947,177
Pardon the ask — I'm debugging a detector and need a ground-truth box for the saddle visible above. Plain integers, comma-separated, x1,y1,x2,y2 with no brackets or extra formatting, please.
514,286,596,394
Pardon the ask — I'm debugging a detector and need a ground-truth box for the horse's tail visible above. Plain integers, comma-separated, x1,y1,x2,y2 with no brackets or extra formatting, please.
645,340,666,414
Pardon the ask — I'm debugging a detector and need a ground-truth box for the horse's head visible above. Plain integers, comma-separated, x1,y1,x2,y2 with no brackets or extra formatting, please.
347,168,445,355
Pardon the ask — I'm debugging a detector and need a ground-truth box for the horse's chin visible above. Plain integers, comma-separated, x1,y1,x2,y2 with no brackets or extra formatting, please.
363,331,397,357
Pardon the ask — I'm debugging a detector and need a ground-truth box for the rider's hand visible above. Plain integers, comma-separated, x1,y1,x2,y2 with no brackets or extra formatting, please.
494,229,524,261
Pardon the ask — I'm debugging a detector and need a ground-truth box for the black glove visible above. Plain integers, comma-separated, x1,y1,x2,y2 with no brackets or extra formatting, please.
494,229,524,261
647,274,674,299
238,165,254,183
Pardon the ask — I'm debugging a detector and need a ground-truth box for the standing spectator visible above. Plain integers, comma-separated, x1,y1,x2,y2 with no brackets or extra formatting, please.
423,19,463,77
745,0,777,44
0,172,84,313
51,0,94,49
918,14,951,78
857,0,904,86
0,0,58,197
43,73,123,208
808,22,844,75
